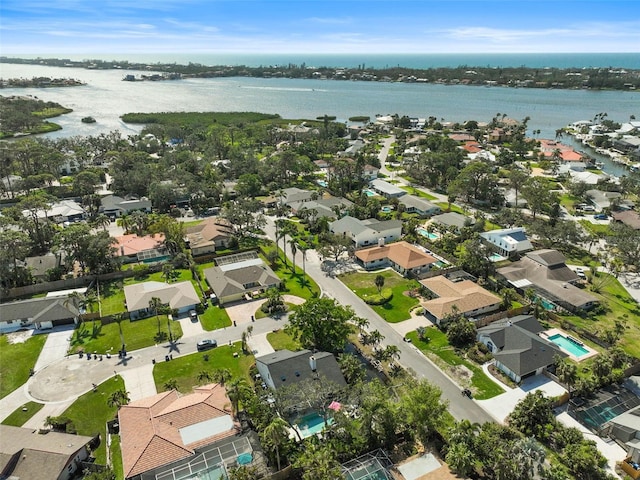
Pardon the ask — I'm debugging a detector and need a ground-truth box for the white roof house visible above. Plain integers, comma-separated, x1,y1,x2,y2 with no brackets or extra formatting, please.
369,179,406,199
329,216,402,248
480,228,533,258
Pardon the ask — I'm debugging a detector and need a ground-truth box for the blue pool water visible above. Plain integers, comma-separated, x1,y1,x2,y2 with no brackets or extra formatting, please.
548,333,590,357
417,228,438,240
317,180,328,187
363,189,376,197
295,412,333,438
381,206,392,213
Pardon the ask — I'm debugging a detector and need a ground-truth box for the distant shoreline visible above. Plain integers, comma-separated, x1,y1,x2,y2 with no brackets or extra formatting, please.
2,56,639,92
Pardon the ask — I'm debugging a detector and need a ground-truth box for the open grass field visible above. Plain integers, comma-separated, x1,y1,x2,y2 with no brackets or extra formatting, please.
267,330,302,351
1,401,44,426
62,375,126,464
406,329,505,400
153,341,254,393
68,316,183,354
0,334,47,399
557,273,640,358
339,270,420,323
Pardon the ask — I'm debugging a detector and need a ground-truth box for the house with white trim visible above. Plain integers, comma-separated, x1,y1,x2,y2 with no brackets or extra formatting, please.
479,227,533,258
329,216,402,248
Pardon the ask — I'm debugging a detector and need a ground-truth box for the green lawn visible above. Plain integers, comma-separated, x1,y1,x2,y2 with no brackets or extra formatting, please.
62,375,126,464
68,316,183,354
110,434,124,480
262,245,320,299
400,186,437,201
199,305,232,331
339,270,420,323
558,273,640,358
153,342,254,393
578,219,613,237
436,202,466,214
0,334,47,399
1,401,44,426
267,330,302,351
406,329,505,400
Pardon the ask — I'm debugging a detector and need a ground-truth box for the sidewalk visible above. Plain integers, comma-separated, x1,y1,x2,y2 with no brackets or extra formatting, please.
246,333,275,357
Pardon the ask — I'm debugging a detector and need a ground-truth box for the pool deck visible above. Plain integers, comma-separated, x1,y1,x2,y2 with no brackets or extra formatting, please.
540,328,599,362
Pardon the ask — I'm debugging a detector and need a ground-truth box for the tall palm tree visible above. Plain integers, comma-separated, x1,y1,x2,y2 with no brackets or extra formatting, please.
555,355,578,397
91,213,111,231
149,297,163,335
289,240,297,273
262,416,290,471
112,312,127,352
226,378,250,415
299,244,308,287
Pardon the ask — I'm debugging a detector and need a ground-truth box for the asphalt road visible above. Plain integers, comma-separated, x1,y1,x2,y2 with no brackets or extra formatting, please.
263,217,494,425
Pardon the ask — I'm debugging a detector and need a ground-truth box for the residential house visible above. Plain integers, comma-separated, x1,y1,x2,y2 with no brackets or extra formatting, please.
184,218,233,256
479,227,533,258
279,187,315,206
497,249,599,311
289,196,353,221
398,195,441,217
586,189,622,211
476,315,567,382
431,212,475,233
255,349,347,391
503,188,528,208
100,195,152,219
119,384,254,480
355,241,437,276
329,216,402,248
362,164,379,180
369,179,406,199
123,281,200,319
24,199,85,224
25,253,65,281
0,296,79,333
0,425,93,480
203,252,280,305
607,400,640,467
114,233,168,264
420,275,501,324
612,210,640,230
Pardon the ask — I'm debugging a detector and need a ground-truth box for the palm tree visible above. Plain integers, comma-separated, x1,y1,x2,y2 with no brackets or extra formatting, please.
338,353,365,385
149,297,163,335
500,287,517,310
163,379,178,391
161,263,174,283
299,244,308,287
368,329,384,347
374,274,385,294
113,312,127,352
353,316,369,336
289,239,297,273
212,368,232,386
262,416,290,471
383,345,401,363
197,370,212,384
226,378,250,415
91,213,111,231
107,389,130,409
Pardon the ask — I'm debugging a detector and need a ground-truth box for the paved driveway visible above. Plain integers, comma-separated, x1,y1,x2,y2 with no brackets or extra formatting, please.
476,374,567,423
177,314,204,338
33,326,74,371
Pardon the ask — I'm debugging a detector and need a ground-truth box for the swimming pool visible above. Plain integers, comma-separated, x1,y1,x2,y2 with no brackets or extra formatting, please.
417,228,438,240
317,180,328,187
294,412,333,438
548,333,590,357
363,189,376,197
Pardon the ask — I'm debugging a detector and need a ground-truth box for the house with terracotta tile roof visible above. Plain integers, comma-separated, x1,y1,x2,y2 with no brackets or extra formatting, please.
0,425,94,480
420,275,501,324
355,241,437,277
123,281,200,319
184,218,233,256
119,384,254,480
113,233,167,264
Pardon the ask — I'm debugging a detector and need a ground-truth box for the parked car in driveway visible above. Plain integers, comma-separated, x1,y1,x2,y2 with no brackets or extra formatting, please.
594,213,608,220
575,267,586,279
197,339,217,351
190,309,198,321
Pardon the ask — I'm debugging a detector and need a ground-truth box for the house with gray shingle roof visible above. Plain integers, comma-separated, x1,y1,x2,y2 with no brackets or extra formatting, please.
100,194,151,218
0,296,79,333
123,281,200,319
431,212,475,232
477,315,566,382
329,216,402,248
398,195,441,217
255,349,346,391
369,179,406,199
203,253,280,306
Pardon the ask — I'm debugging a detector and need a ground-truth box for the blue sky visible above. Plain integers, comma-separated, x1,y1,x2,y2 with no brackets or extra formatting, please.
1,0,639,55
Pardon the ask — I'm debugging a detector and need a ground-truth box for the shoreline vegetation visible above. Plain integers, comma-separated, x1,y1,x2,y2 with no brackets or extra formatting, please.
0,76,86,88
0,96,70,139
2,56,639,91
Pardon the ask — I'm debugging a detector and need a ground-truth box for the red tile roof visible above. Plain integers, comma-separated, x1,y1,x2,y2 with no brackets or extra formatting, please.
355,241,436,269
114,233,165,256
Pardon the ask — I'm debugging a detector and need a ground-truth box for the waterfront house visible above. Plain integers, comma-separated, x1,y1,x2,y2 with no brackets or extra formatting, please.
119,384,254,480
123,281,200,319
354,241,437,276
203,252,280,306
479,227,533,258
329,216,402,248
497,249,598,311
420,275,501,324
398,195,441,217
0,425,93,480
476,315,566,383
